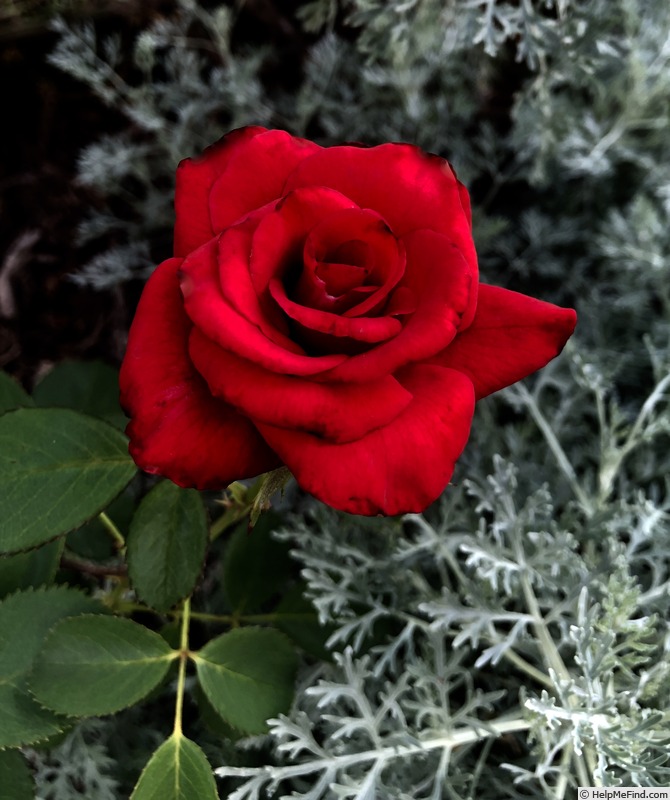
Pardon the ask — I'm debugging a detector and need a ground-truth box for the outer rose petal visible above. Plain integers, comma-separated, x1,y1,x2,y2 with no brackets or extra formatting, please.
208,129,322,233
119,258,279,488
174,126,267,257
255,364,475,516
284,142,479,327
430,284,577,399
188,329,413,443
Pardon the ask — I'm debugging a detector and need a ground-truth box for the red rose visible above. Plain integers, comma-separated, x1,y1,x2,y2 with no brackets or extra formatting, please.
120,127,576,515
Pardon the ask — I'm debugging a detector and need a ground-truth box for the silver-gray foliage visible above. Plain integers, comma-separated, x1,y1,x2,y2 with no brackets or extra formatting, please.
219,395,670,796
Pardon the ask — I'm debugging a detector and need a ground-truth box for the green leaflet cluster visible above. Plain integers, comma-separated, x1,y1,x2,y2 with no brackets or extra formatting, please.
0,366,304,799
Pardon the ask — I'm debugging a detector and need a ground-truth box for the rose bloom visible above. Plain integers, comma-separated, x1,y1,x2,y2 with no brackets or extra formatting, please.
120,127,576,516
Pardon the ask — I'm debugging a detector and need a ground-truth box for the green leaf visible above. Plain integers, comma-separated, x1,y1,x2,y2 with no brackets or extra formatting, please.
127,482,208,612
275,583,334,661
0,538,64,599
194,684,244,741
33,359,127,430
0,372,33,415
0,408,137,553
0,750,34,800
193,627,298,734
29,615,176,717
130,733,218,800
0,586,104,747
222,512,291,613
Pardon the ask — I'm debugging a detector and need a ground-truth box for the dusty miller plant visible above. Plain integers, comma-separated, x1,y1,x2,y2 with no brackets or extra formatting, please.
43,0,670,796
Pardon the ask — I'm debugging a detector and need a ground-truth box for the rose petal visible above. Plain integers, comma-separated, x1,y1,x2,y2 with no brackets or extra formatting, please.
179,235,347,375
284,141,478,327
430,284,577,399
298,208,402,311
119,258,279,488
217,219,299,352
248,186,358,298
208,129,322,234
173,126,267,257
269,278,402,348
189,329,413,443
318,229,472,382
255,364,475,516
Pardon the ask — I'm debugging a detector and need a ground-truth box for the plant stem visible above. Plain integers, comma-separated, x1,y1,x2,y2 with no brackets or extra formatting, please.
514,384,593,514
217,717,532,780
173,597,191,737
598,370,670,504
60,551,127,577
99,511,126,551
553,742,572,800
501,648,554,690
512,531,593,787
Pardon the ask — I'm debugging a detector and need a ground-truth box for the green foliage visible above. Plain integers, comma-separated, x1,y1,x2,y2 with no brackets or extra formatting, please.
0,408,136,552
29,615,176,717
194,627,298,734
127,482,208,612
0,372,33,414
130,734,218,800
33,359,127,430
0,750,34,800
274,583,334,661
0,587,104,747
0,377,304,795
0,539,63,598
221,512,291,613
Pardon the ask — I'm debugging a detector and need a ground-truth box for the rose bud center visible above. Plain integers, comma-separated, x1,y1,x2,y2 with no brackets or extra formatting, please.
294,208,402,317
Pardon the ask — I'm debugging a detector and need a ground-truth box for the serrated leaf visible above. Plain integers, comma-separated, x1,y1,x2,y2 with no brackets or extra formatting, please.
194,683,244,741
0,408,137,553
29,615,177,717
0,749,34,800
127,482,208,612
130,733,218,800
193,627,298,734
0,538,64,599
0,587,104,747
33,359,126,429
0,372,33,415
222,512,291,613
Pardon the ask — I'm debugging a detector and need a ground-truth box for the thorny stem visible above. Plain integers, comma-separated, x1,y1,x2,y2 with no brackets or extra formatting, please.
173,597,191,737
